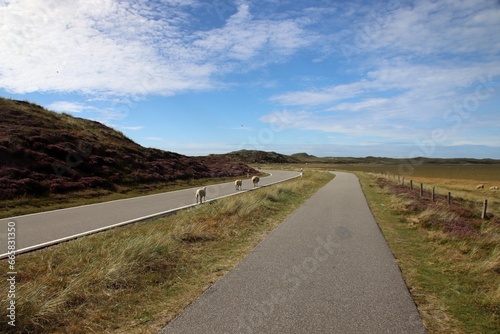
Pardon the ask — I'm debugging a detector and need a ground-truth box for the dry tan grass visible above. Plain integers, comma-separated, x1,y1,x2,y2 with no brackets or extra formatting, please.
358,172,500,333
403,176,500,207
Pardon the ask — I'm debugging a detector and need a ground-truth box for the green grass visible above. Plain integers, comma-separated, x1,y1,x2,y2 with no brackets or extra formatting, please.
357,172,499,333
0,171,333,334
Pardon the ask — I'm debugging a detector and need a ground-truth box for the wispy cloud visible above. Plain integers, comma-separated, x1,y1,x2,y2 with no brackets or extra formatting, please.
219,125,253,131
263,0,500,150
47,101,93,113
0,0,212,95
327,98,390,112
365,0,500,58
272,63,500,110
48,99,132,126
264,65,500,146
0,0,311,96
119,125,144,131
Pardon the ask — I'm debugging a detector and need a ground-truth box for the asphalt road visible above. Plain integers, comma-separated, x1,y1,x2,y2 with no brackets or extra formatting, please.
159,171,427,334
0,170,299,258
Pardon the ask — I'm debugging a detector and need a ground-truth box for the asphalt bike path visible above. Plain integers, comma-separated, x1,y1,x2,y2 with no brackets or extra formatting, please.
160,171,427,334
0,170,298,258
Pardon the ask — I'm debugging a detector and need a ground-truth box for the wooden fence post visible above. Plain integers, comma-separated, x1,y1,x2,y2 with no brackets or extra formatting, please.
447,192,451,205
410,180,413,190
482,199,488,219
420,183,423,197
402,176,405,186
432,187,435,202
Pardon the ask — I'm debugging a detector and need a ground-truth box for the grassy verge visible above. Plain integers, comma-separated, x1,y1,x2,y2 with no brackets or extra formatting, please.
357,172,499,333
0,171,333,333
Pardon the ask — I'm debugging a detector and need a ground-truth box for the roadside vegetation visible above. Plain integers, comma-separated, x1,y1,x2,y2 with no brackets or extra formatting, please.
357,171,499,333
0,171,333,334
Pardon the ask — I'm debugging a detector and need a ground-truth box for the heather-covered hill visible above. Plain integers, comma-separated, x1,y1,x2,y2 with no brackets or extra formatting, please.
213,149,299,164
0,98,255,200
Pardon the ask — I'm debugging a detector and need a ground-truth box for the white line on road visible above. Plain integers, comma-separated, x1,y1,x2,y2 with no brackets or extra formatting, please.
0,172,298,259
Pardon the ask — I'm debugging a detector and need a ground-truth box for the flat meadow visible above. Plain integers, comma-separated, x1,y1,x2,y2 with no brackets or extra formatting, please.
348,163,499,333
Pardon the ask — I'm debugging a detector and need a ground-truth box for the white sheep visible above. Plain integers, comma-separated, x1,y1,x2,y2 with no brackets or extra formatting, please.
196,187,207,204
252,176,260,187
490,186,499,191
235,179,242,190
476,184,484,189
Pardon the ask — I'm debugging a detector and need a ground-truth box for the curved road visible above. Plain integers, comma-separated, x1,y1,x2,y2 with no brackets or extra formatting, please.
160,172,427,333
0,170,299,258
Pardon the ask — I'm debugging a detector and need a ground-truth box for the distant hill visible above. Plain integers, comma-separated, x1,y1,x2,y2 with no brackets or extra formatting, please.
212,150,299,164
290,152,318,161
0,98,255,200
220,149,500,165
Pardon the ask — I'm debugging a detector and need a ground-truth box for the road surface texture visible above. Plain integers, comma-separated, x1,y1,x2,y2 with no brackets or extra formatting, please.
0,170,298,258
160,172,427,334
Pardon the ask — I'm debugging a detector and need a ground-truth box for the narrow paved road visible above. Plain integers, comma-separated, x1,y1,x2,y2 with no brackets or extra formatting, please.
160,172,427,334
0,170,298,258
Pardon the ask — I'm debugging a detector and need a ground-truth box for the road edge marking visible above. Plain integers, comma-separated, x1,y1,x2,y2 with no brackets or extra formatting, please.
0,172,300,259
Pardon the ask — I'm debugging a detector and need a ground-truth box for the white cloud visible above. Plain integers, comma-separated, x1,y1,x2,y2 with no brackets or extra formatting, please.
327,98,390,112
260,109,418,140
333,0,500,62
272,62,500,109
219,125,254,131
47,101,92,113
263,61,500,147
163,141,240,156
0,0,310,96
190,2,311,72
47,99,134,126
271,81,369,106
119,125,143,131
371,0,500,57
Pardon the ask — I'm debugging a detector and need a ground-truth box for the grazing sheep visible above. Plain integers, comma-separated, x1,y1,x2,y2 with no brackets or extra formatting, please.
476,184,484,189
490,186,499,191
196,187,207,204
235,179,242,190
252,176,260,187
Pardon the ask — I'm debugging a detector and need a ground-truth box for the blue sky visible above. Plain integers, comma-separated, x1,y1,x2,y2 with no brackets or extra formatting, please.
1,0,499,158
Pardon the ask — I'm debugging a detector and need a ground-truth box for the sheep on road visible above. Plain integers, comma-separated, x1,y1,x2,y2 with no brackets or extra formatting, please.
252,176,260,187
196,187,207,204
235,180,242,191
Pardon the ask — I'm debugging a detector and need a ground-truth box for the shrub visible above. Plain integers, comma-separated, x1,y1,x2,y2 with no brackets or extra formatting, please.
80,177,115,190
50,180,84,193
